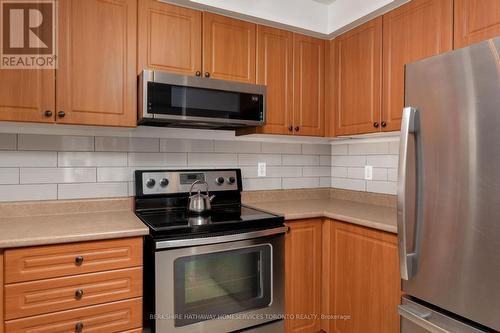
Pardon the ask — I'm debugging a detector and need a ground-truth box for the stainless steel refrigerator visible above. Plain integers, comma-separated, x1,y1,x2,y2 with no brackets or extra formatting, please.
398,37,500,333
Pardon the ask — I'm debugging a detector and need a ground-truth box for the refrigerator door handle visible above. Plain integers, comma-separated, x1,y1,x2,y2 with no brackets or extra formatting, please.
399,305,451,333
397,107,420,280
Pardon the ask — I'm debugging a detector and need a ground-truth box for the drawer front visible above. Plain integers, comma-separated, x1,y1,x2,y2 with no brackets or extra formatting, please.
5,298,142,333
5,267,142,320
4,237,142,283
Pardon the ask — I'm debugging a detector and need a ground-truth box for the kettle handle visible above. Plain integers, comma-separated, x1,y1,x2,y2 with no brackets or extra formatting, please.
189,180,210,196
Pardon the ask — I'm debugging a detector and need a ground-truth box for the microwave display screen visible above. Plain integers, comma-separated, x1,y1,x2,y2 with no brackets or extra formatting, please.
172,86,240,113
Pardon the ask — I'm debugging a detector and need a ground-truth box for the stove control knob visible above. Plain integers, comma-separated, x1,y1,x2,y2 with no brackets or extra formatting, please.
146,178,156,188
215,177,225,185
227,176,236,184
160,178,169,187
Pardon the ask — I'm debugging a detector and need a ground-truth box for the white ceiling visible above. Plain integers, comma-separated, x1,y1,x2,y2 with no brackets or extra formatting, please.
162,0,410,38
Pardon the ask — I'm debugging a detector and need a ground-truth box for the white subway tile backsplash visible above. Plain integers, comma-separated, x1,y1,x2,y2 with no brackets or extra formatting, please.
0,133,17,150
282,155,319,166
0,168,19,184
128,153,187,167
95,137,159,152
215,141,261,153
331,144,348,155
366,180,397,195
320,177,331,187
348,142,389,155
332,155,366,167
283,177,320,189
188,153,237,166
0,151,57,167
332,178,366,191
388,168,398,181
261,142,301,154
0,184,57,202
160,139,214,153
332,167,348,178
18,134,94,151
242,178,281,191
366,155,399,168
320,155,331,166
20,168,96,184
238,154,281,166
302,144,330,155
303,166,331,177
58,182,128,200
240,166,302,178
97,167,135,182
389,141,400,154
58,152,127,167
347,167,387,181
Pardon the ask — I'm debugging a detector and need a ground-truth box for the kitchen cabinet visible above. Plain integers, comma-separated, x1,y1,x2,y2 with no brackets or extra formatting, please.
57,0,137,127
329,221,400,333
331,17,383,136
382,0,453,131
203,13,256,83
285,219,322,333
293,34,325,137
137,0,202,76
1,250,3,333
454,0,500,49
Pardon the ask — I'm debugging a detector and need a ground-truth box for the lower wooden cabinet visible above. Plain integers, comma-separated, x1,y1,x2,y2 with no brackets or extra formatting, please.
285,219,400,333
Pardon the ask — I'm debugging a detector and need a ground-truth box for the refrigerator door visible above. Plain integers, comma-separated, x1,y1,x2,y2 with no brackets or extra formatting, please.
400,297,488,333
399,37,500,331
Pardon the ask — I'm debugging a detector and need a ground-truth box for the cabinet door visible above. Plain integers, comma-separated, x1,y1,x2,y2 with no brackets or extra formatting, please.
330,221,400,333
293,34,325,137
333,18,382,136
285,219,322,333
454,0,500,49
138,0,202,76
382,0,453,131
203,13,256,83
57,0,137,127
256,26,294,134
0,69,55,123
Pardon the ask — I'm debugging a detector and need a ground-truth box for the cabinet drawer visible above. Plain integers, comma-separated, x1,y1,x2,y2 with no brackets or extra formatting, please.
4,237,142,283
5,267,142,320
5,298,142,333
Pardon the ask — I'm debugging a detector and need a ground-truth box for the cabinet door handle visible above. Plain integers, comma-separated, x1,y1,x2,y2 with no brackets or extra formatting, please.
75,289,84,300
195,71,201,77
381,121,387,128
204,72,210,78
373,122,379,128
75,256,84,266
75,322,84,333
294,126,299,132
44,110,53,117
288,126,293,132
57,111,66,118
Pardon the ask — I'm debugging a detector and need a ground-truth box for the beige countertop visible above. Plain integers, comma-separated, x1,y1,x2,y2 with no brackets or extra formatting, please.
245,198,397,234
0,198,149,249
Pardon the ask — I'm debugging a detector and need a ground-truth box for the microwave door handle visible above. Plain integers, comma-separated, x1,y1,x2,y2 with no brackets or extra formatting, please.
399,305,451,333
398,107,421,280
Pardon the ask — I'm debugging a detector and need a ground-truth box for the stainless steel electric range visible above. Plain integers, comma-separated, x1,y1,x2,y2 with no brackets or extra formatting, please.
134,169,286,333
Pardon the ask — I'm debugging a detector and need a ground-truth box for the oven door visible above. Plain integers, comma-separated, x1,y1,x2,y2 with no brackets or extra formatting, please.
154,234,284,333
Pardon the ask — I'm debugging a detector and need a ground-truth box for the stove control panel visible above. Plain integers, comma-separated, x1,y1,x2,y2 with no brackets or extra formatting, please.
137,169,240,195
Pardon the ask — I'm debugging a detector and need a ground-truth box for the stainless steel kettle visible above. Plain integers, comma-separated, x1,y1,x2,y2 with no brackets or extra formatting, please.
188,180,215,214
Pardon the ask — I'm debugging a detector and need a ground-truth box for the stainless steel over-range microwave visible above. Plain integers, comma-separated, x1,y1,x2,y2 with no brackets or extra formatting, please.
138,70,266,129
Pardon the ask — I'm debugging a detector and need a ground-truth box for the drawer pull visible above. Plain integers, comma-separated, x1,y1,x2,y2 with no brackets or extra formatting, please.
75,289,84,300
75,322,84,333
75,256,84,266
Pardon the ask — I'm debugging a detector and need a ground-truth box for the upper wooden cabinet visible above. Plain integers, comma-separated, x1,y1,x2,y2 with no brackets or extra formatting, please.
329,221,400,333
203,13,256,83
293,34,325,137
0,70,55,123
255,26,294,134
138,0,202,75
57,0,137,127
382,0,453,131
285,219,322,333
332,17,383,136
454,0,500,49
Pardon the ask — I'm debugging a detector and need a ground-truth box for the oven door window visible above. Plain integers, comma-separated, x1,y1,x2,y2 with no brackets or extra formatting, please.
173,245,272,327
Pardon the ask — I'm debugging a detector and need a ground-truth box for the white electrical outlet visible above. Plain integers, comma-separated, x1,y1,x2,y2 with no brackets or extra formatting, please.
365,165,373,180
258,162,267,177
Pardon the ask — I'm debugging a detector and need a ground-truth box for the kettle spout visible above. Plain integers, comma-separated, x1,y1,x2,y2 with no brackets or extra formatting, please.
209,195,216,202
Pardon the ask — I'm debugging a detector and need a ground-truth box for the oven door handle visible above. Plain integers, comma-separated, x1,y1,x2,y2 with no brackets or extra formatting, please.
155,226,288,249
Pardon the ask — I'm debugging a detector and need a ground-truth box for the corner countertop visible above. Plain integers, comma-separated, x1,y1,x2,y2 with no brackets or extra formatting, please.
0,198,149,249
245,198,397,234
